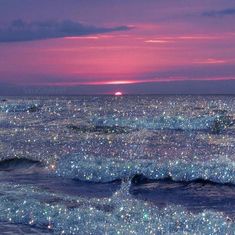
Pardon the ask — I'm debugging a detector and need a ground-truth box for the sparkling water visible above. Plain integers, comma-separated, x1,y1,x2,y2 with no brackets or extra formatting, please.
0,95,235,234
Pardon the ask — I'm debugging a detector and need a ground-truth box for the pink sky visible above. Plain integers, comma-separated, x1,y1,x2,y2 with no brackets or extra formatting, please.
0,0,235,94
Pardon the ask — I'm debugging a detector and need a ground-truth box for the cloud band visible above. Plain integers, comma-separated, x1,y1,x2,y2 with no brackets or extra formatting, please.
0,19,130,43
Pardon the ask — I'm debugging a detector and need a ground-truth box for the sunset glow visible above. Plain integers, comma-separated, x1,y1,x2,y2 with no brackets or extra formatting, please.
0,1,235,94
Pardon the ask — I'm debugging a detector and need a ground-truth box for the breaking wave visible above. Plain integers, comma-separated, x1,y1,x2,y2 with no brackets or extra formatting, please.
0,181,234,234
56,154,235,185
92,114,234,133
0,158,44,174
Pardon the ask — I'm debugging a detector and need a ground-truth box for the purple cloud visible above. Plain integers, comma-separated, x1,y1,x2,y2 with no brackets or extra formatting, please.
203,8,235,17
0,19,130,43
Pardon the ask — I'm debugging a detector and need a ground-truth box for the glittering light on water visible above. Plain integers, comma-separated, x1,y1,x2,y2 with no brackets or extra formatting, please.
0,96,235,234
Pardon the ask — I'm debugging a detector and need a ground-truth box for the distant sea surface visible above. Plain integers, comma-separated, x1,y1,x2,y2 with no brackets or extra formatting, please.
0,95,235,234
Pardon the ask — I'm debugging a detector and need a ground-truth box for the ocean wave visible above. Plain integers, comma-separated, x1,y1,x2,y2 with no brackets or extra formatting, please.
0,158,44,174
55,154,235,185
0,157,234,216
0,222,52,235
67,124,136,134
0,181,234,234
92,114,234,133
0,103,41,113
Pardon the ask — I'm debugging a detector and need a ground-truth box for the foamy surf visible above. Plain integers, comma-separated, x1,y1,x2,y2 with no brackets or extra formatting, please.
56,154,235,185
0,180,234,235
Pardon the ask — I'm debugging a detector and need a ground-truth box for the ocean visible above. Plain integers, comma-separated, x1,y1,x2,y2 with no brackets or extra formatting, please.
0,95,234,234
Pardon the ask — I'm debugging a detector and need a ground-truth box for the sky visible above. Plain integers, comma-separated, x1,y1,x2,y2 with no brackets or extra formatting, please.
0,0,235,95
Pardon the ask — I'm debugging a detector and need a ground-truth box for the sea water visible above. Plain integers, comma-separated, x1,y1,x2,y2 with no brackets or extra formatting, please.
0,95,235,234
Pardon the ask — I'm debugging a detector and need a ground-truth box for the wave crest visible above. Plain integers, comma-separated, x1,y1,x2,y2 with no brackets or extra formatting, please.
0,158,44,173
55,154,235,185
0,103,41,113
92,114,234,133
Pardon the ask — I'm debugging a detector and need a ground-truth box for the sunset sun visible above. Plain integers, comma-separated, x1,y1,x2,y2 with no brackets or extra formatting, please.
114,91,123,96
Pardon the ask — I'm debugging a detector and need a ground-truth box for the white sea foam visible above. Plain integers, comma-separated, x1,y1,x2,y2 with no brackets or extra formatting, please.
0,182,234,235
92,114,232,132
56,154,235,184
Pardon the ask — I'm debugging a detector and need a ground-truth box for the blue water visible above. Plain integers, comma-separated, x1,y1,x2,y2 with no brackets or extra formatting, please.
0,95,235,234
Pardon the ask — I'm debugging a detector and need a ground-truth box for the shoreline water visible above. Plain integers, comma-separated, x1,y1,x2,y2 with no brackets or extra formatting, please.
0,95,235,234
